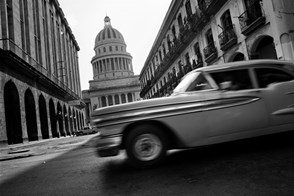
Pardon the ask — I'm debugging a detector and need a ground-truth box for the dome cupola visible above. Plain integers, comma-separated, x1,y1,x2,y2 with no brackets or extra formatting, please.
94,16,125,48
92,16,134,80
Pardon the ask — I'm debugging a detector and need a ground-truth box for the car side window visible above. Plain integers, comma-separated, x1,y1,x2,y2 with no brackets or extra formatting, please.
255,68,294,88
210,69,252,91
186,73,212,91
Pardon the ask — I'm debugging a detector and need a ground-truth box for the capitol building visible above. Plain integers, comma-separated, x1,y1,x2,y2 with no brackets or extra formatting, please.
83,16,141,124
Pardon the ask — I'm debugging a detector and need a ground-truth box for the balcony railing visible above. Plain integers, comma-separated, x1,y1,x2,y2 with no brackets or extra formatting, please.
238,2,265,35
198,0,228,15
192,58,203,69
218,26,237,51
203,42,218,63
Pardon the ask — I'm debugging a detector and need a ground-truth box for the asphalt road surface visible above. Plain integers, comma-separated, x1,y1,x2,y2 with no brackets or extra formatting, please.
1,132,294,196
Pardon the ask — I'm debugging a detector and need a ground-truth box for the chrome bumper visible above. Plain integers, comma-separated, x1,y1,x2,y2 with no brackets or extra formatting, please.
95,134,122,157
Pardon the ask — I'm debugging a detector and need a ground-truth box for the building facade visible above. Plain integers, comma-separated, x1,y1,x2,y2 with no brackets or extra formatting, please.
83,16,141,124
140,0,294,99
0,0,84,145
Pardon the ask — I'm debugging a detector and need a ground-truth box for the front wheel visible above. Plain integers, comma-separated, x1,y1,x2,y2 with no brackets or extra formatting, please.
125,124,167,168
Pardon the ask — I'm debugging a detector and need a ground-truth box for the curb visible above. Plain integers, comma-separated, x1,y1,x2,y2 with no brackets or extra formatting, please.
0,135,97,162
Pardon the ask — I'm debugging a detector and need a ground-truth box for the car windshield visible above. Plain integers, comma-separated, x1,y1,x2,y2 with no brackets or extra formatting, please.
173,71,204,93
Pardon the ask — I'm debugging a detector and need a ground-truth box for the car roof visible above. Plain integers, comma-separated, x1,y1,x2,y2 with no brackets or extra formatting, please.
194,59,294,73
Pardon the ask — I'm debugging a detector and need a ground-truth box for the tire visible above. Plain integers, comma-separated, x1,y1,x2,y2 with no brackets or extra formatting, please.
125,124,167,168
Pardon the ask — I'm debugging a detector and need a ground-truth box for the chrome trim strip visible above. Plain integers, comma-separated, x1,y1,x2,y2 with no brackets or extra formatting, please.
93,96,261,127
93,98,202,117
273,105,294,115
285,91,294,95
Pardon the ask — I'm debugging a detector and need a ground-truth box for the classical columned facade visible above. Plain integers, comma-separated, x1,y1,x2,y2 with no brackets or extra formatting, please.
82,16,141,124
98,92,136,107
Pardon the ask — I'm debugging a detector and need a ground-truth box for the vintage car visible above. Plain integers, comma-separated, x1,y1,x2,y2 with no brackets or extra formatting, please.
91,59,294,167
75,126,98,136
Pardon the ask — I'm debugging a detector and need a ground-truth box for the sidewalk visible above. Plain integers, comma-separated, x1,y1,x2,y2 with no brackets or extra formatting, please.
0,134,96,161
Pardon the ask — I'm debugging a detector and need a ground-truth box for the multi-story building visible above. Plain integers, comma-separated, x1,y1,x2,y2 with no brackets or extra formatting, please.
0,0,85,145
140,0,294,99
82,16,141,124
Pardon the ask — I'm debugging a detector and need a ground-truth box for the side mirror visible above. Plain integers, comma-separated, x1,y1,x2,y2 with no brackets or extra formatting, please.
220,81,232,90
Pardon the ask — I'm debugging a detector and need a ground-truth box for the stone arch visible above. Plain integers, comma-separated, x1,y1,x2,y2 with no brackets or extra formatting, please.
49,99,59,138
39,94,49,139
4,81,23,144
250,35,277,59
25,89,38,141
228,52,245,62
57,102,65,137
63,105,70,135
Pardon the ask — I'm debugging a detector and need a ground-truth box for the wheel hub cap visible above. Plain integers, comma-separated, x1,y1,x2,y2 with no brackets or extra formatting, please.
134,134,162,161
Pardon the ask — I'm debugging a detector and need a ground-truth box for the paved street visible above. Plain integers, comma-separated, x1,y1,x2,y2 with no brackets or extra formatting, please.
1,132,294,196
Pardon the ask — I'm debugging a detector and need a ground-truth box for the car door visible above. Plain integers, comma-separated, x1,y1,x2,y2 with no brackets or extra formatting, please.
202,68,269,140
254,67,294,126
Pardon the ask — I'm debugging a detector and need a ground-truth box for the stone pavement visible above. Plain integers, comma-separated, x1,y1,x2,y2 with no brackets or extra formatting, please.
0,134,97,161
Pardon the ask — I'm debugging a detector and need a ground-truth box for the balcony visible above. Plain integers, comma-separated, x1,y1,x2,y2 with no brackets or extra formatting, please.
203,43,218,63
192,58,203,69
188,12,207,33
218,27,237,51
198,0,228,15
238,3,265,36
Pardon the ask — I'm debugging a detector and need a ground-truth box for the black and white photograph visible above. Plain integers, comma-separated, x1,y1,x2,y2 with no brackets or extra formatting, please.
1,0,294,195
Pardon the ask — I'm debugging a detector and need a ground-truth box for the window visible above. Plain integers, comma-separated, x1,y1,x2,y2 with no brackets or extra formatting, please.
255,68,294,88
167,35,171,50
33,0,42,63
109,46,112,52
185,0,192,17
172,26,176,39
185,53,190,65
162,44,166,55
221,10,233,30
121,94,126,103
177,14,183,27
108,96,113,106
205,29,214,46
114,95,119,104
186,73,212,91
101,96,106,107
159,51,162,62
128,93,133,102
210,69,252,90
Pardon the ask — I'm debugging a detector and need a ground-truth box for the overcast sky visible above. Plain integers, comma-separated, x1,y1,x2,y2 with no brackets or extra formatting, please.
58,0,171,90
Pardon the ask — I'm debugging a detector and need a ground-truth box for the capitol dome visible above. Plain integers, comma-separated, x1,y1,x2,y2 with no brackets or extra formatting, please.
92,16,134,80
94,16,126,48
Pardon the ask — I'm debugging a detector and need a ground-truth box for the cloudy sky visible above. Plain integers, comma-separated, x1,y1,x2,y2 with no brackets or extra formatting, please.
58,0,171,90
